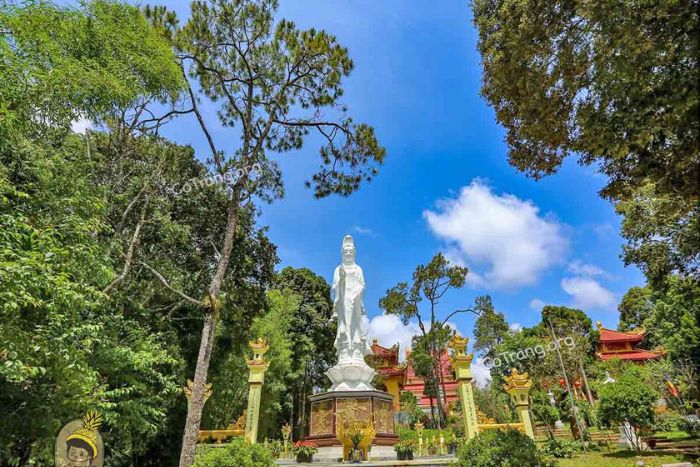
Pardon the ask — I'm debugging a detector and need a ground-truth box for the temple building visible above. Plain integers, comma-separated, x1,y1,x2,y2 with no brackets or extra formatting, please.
595,321,665,362
368,339,459,412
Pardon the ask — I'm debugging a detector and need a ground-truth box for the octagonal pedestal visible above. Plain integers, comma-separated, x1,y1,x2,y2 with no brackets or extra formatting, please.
307,390,399,449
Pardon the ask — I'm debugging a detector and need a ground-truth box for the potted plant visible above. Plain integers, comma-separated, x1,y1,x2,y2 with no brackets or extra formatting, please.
394,440,415,460
350,433,363,463
293,441,318,463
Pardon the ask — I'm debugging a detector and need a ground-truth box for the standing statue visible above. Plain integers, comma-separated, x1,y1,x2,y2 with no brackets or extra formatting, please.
327,235,376,391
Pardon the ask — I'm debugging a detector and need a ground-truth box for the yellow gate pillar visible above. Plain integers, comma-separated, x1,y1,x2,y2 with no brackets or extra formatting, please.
245,338,270,444
503,368,534,440
448,335,479,440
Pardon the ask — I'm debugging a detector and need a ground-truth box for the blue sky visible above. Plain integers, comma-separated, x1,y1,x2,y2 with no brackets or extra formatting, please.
81,1,645,359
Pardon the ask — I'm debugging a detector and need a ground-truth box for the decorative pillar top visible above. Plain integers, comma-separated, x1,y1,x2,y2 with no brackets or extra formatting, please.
448,334,474,367
414,421,424,435
246,337,270,367
503,368,532,392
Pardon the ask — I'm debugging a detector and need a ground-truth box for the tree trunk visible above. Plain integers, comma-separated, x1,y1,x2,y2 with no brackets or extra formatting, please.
428,394,436,426
438,351,448,416
178,311,218,467
432,360,444,428
178,200,239,467
579,361,594,404
430,339,445,428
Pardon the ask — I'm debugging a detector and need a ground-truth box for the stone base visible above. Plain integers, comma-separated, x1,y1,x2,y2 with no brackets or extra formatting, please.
307,390,399,448
326,361,376,391
315,445,396,461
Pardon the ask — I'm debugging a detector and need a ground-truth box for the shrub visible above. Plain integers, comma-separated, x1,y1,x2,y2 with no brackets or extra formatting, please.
540,438,580,458
393,440,415,454
597,375,656,451
679,415,700,437
193,438,274,467
292,440,318,457
652,413,683,432
456,429,556,467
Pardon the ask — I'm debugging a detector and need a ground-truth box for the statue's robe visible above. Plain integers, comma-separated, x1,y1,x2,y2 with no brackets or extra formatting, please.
332,263,371,361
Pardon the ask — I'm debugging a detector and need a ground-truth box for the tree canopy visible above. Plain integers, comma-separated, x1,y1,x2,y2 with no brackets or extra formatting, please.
471,0,700,284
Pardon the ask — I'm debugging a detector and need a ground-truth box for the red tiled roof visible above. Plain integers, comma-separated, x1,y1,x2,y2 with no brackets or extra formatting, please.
371,342,399,357
599,328,645,343
376,366,406,377
598,350,665,361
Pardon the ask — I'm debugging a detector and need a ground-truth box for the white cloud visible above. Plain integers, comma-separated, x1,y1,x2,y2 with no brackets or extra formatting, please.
509,323,523,333
567,260,609,279
352,225,376,237
561,277,616,311
368,314,420,361
529,298,546,311
71,117,92,134
471,358,492,388
424,180,567,288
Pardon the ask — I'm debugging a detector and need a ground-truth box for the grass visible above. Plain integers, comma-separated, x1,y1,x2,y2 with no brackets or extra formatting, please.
654,430,694,440
398,427,456,442
557,447,697,467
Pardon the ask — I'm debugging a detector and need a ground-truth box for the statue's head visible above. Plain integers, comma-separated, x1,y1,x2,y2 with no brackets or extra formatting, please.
341,235,355,264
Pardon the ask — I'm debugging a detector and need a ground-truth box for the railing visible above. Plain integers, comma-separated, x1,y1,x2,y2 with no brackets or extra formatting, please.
197,428,245,444
477,423,526,433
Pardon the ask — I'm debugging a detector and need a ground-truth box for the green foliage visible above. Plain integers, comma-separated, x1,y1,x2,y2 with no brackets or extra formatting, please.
399,391,425,428
398,427,454,443
456,429,554,467
393,440,416,454
616,185,699,284
0,2,186,464
474,385,516,424
643,276,700,376
193,439,274,467
540,438,580,459
597,369,657,451
531,391,561,439
652,413,684,433
473,296,510,359
617,286,653,331
379,253,468,427
471,0,699,283
0,0,182,135
271,267,335,437
204,289,295,438
471,0,699,200
154,0,386,201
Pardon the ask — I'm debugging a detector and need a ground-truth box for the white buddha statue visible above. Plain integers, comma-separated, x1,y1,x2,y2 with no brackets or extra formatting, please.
326,235,376,391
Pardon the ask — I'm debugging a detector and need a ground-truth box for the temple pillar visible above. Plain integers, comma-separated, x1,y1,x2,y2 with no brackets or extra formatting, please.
245,338,270,444
503,368,534,440
448,335,479,440
384,377,401,410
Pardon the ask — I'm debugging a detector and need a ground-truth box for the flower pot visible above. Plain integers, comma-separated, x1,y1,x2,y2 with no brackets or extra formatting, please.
407,451,414,460
296,453,313,463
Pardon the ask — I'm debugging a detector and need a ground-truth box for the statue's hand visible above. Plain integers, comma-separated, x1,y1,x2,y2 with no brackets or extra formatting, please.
339,267,346,279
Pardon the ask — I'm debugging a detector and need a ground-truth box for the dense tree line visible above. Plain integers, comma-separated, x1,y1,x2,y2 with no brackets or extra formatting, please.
1,1,367,465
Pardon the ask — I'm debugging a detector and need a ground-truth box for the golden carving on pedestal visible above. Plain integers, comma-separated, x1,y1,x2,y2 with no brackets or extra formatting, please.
373,398,394,434
336,400,376,462
310,399,334,436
